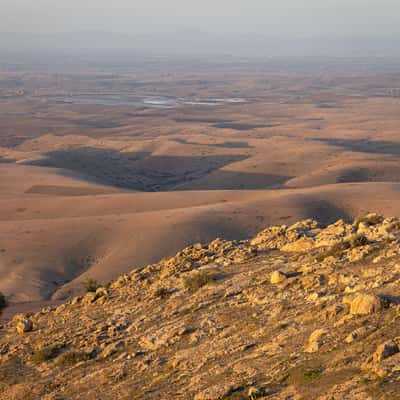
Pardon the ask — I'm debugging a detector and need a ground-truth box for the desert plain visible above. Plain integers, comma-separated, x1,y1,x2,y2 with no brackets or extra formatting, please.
2,57,400,314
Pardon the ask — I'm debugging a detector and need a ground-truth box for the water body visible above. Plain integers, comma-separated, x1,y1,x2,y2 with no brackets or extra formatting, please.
51,94,247,108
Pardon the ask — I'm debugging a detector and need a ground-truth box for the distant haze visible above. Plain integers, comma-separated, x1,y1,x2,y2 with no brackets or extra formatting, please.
3,0,400,36
1,0,400,58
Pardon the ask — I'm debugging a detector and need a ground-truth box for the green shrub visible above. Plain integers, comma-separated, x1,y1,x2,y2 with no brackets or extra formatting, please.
303,367,322,382
82,278,101,293
31,344,64,364
57,351,89,367
183,271,215,292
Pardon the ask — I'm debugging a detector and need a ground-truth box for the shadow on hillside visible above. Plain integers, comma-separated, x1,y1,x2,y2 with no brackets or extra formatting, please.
23,147,251,191
172,138,251,149
173,118,278,131
335,167,400,183
297,198,353,225
315,138,400,156
212,122,278,130
174,169,291,190
174,117,234,124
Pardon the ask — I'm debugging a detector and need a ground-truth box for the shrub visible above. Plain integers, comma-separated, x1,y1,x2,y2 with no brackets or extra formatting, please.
82,278,101,293
31,344,64,364
154,287,169,299
350,234,368,248
183,271,215,292
355,214,383,227
0,293,7,313
303,367,322,382
57,351,89,367
316,233,369,262
316,240,351,262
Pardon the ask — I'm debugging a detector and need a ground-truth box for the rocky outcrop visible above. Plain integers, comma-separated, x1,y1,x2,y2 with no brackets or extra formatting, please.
1,215,400,399
349,293,384,315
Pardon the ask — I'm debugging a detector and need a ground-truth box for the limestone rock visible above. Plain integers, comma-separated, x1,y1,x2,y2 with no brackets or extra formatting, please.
305,328,327,353
373,352,400,378
16,317,33,335
270,270,287,284
2,216,400,399
248,386,262,399
344,327,369,343
349,294,383,315
373,341,399,363
82,292,97,305
95,287,108,298
281,237,314,252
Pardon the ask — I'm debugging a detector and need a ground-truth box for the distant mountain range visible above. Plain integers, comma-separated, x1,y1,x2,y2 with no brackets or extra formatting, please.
1,31,400,59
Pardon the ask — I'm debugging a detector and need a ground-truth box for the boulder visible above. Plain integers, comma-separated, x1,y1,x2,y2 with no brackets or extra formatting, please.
16,317,33,335
349,294,383,315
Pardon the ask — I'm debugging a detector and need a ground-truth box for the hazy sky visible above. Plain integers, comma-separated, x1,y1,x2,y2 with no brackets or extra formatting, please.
2,0,400,37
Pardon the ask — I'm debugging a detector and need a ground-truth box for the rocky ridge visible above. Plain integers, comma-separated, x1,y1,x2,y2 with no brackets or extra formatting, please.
2,214,400,399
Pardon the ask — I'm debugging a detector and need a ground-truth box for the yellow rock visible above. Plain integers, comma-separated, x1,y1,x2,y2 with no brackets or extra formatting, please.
349,293,383,315
281,237,314,252
270,270,287,284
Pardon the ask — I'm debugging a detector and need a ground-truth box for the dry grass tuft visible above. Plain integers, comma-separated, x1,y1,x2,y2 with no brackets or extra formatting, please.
183,271,216,292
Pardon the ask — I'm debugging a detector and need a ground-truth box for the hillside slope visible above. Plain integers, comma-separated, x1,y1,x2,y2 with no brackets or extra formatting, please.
1,215,400,399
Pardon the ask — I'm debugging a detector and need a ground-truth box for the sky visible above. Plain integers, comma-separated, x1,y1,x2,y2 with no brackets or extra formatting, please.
2,0,400,37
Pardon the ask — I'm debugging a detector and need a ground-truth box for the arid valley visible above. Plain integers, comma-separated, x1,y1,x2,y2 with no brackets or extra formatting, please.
4,0,400,397
2,59,400,308
3,55,400,398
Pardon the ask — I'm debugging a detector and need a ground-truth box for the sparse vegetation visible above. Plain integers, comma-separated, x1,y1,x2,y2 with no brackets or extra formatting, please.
2,216,400,398
316,234,369,262
316,240,351,262
31,344,64,364
57,351,90,367
362,377,374,385
154,287,169,299
303,367,322,382
183,271,215,292
355,214,384,227
349,234,368,247
82,278,101,293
